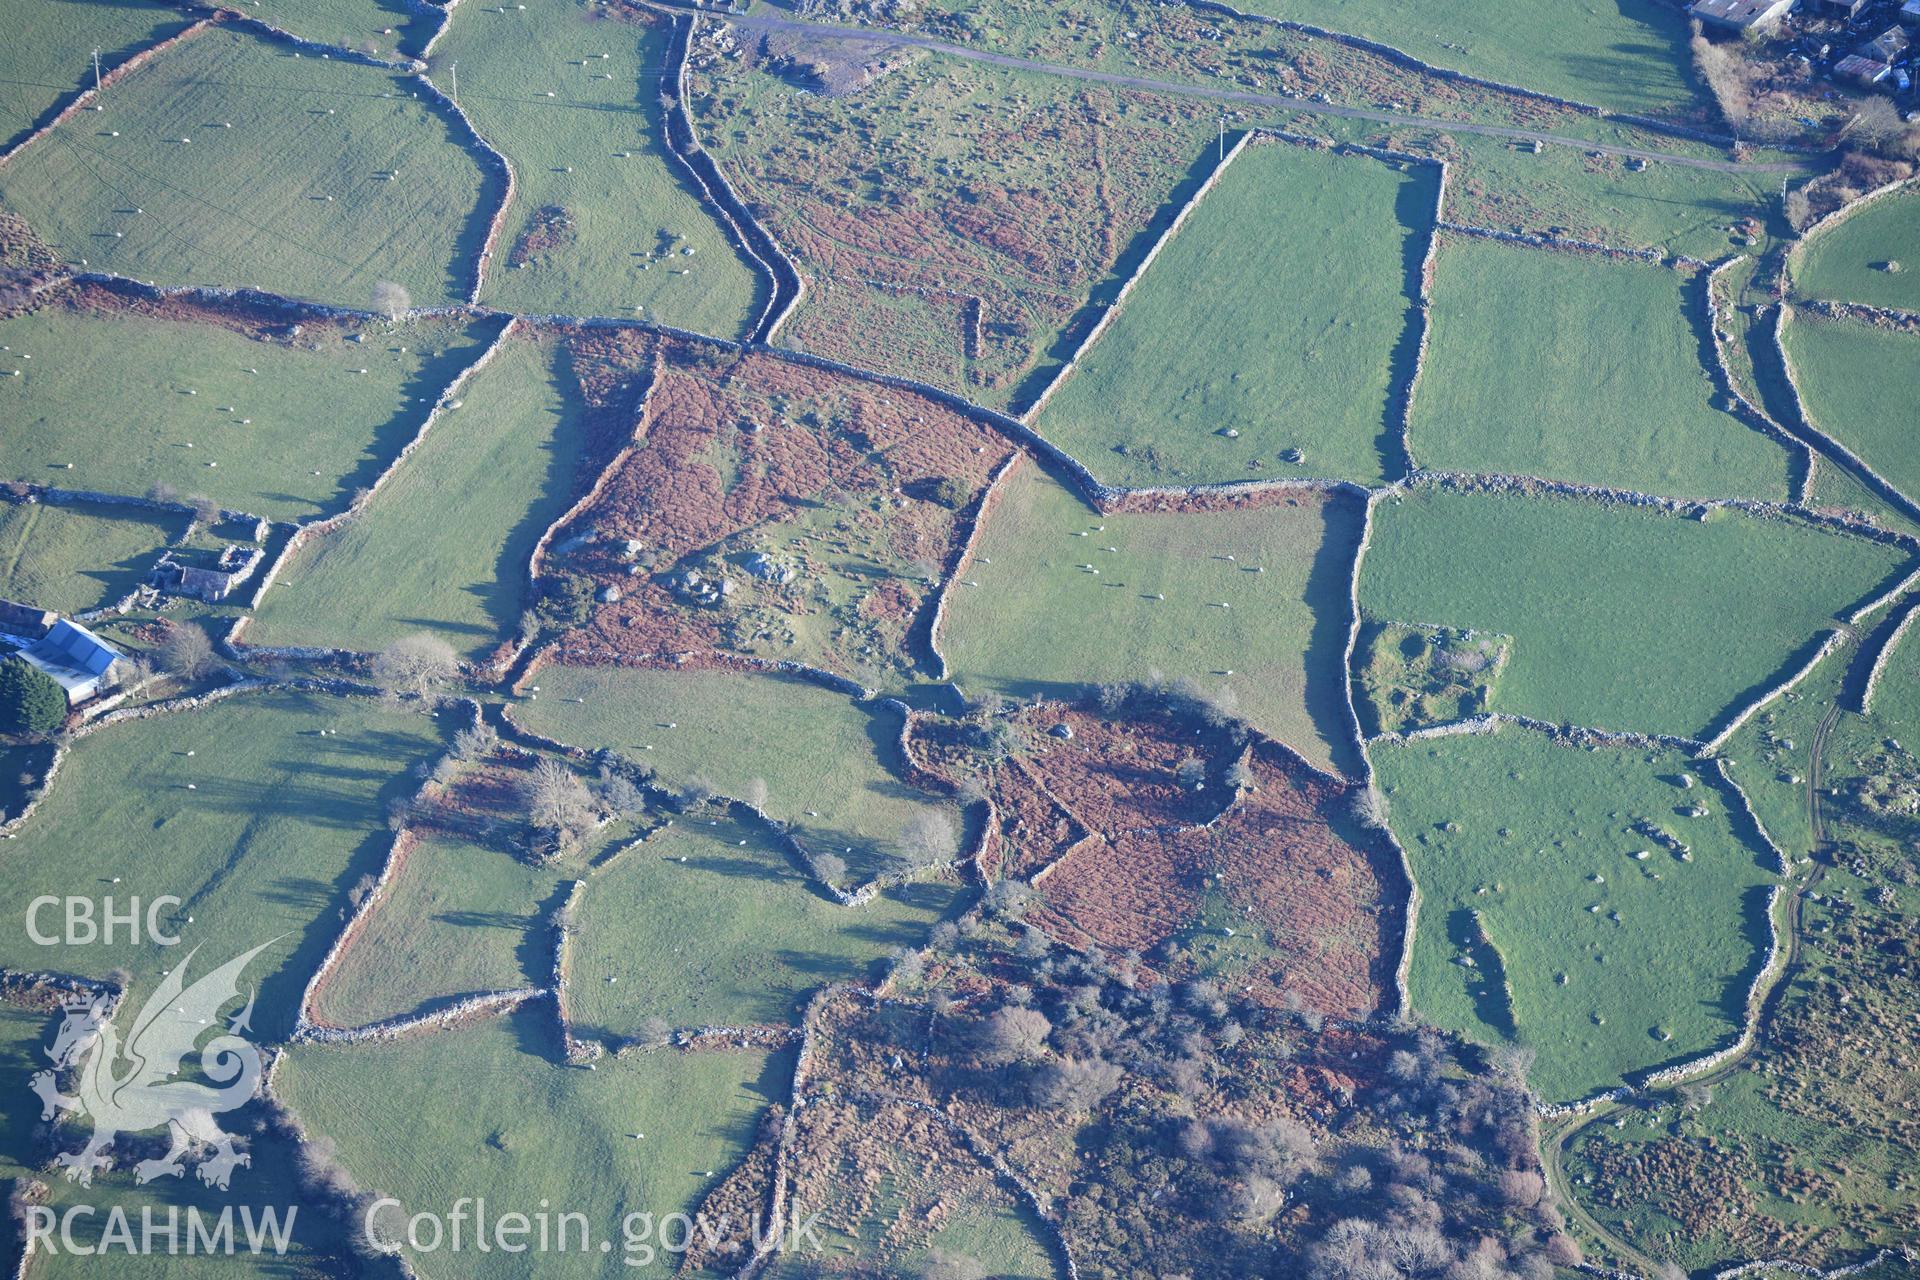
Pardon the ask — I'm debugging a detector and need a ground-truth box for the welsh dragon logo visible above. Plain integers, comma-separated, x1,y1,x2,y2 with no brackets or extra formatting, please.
29,941,273,1190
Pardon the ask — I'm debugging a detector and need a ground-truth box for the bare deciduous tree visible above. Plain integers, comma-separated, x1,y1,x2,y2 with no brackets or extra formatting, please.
897,808,959,865
813,851,847,885
1784,185,1814,231
372,633,459,698
985,879,1036,920
977,1006,1052,1065
107,654,152,692
595,771,645,818
1690,24,1751,131
371,280,411,320
526,758,597,839
1348,783,1390,830
1850,97,1905,148
1498,1169,1546,1209
158,622,217,680
1031,1056,1123,1113
451,721,499,761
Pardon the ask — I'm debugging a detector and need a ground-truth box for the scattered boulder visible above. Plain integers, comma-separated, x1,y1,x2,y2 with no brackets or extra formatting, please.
742,551,797,585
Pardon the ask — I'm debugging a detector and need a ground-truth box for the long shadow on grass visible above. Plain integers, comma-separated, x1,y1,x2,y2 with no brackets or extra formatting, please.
0,742,55,824
1843,597,1920,713
1749,309,1910,514
322,315,509,519
508,997,566,1065
525,880,574,990
1630,881,1776,1087
858,697,917,784
176,706,452,1041
260,831,424,1042
468,338,590,660
1697,625,1850,749
1305,492,1368,779
1556,40,1702,116
1006,138,1225,417
1375,164,1437,484
416,73,514,306
1683,271,1800,499
1697,761,1792,875
629,19,771,342
1444,907,1518,1042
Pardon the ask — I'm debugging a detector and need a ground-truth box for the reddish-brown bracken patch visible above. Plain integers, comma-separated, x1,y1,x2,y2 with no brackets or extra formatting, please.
1020,707,1226,831
904,713,1085,880
563,324,664,459
1036,740,1397,1017
415,753,536,843
56,279,350,340
903,697,1397,1017
545,343,1014,682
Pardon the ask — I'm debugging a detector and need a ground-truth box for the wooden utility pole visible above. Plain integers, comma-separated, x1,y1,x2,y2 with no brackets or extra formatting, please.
92,48,102,94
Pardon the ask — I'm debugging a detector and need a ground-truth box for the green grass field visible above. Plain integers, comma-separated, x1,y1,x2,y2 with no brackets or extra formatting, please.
0,0,192,154
517,666,958,885
1035,139,1431,487
314,830,569,1028
1412,238,1791,500
1712,634,1854,867
1809,459,1920,538
1795,190,1920,312
1782,312,1920,514
0,23,492,307
1564,676,1920,1271
569,815,961,1038
0,497,184,612
1441,132,1776,263
0,690,450,1041
914,1204,1057,1280
276,1007,790,1278
1359,485,1905,739
248,329,583,659
1373,724,1776,1102
1229,0,1703,118
941,461,1363,774
433,0,762,335
243,0,437,61
0,300,494,520
1355,621,1509,736
1871,615,1920,737
0,742,54,822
